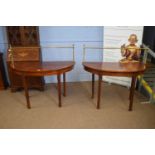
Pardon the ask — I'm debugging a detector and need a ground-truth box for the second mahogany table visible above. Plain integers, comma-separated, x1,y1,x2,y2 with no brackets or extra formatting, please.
83,62,146,111
11,61,75,109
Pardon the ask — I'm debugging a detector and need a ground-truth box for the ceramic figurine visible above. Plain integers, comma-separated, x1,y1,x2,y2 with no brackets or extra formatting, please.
120,34,141,63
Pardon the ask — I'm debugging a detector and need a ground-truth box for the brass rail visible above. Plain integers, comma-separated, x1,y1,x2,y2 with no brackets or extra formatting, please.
8,44,75,64
83,44,149,62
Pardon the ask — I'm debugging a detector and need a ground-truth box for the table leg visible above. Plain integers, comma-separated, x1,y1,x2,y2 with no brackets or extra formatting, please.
92,73,95,99
63,73,66,97
129,87,131,100
57,74,62,107
23,76,31,109
97,75,102,109
129,76,136,111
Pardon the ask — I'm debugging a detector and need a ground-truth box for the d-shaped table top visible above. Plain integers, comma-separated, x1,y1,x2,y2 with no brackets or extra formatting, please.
11,61,75,76
83,61,146,75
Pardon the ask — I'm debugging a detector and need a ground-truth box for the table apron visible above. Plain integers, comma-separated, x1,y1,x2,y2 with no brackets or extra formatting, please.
84,67,144,77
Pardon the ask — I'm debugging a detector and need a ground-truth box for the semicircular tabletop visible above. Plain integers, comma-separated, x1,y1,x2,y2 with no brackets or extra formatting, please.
11,61,75,76
83,62,146,74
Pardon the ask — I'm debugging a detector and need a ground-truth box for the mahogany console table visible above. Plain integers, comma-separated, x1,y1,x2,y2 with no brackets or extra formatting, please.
83,62,146,111
11,61,75,109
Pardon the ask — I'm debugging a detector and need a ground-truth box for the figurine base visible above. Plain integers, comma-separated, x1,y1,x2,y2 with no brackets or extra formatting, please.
119,59,139,63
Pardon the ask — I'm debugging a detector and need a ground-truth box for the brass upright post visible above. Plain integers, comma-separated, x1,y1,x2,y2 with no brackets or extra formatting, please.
72,44,75,61
83,44,85,62
8,44,14,68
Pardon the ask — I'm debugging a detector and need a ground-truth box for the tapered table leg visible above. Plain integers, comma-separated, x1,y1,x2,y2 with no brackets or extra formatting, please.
92,73,95,99
129,87,131,100
129,76,136,111
57,74,62,107
129,83,132,100
23,76,31,109
97,75,102,109
63,73,66,97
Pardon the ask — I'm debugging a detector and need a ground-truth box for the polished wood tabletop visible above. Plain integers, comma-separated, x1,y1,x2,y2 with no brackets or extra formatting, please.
12,61,75,76
83,61,146,111
11,61,75,109
83,62,146,76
